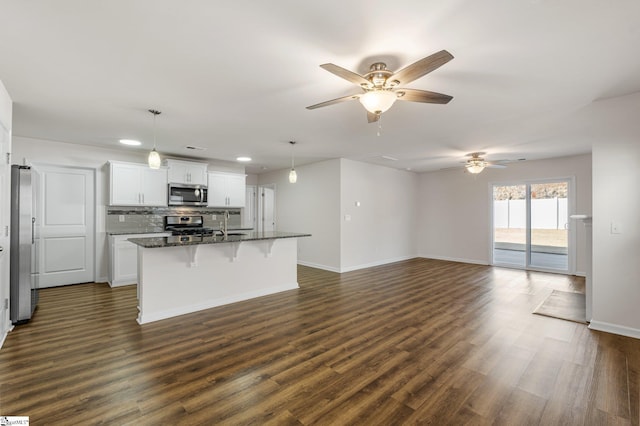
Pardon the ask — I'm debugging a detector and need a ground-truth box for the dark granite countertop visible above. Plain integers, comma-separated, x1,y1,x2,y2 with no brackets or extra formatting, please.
108,227,254,236
128,231,311,248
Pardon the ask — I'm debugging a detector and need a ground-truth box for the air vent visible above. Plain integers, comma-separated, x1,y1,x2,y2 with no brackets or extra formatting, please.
184,145,207,151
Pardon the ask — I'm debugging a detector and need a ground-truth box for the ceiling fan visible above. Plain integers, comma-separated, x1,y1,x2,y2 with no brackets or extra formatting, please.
306,50,454,123
463,152,507,174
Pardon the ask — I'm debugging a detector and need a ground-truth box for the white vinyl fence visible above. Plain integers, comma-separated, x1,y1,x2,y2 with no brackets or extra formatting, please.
494,198,568,229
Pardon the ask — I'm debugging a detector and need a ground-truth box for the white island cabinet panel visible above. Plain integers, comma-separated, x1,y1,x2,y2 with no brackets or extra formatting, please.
136,238,299,324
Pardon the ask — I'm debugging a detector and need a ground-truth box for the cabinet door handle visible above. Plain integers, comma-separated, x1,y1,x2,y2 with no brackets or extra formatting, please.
142,193,145,204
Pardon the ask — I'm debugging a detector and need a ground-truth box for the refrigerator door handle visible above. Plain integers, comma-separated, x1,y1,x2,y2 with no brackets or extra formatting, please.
32,217,35,244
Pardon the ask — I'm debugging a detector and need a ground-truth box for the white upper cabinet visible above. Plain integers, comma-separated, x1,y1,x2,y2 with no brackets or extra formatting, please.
109,161,168,206
207,172,246,208
165,159,208,185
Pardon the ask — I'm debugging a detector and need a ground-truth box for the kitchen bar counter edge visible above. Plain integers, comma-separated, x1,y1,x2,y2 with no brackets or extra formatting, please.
128,231,311,248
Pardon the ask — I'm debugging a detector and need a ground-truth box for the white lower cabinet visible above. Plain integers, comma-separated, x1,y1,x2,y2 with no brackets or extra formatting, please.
108,233,169,287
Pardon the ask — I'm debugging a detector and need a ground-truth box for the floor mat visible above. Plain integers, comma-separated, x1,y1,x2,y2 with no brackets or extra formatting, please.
533,290,587,324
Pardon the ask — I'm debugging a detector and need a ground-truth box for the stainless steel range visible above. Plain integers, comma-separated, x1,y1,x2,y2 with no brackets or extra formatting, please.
164,215,214,236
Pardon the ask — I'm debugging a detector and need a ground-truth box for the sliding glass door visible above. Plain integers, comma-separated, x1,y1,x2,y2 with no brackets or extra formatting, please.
492,179,572,273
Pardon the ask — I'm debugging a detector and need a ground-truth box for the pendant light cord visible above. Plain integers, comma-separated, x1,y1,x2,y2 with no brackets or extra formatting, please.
290,141,296,169
149,109,161,150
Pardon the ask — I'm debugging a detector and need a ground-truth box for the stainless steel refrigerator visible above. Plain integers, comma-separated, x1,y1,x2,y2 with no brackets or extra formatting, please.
10,164,38,323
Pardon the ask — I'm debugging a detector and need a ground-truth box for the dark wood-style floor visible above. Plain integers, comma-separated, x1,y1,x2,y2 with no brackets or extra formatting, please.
1,258,639,425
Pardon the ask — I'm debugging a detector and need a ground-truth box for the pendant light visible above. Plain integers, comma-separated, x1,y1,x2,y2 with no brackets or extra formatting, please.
148,109,161,169
288,141,297,183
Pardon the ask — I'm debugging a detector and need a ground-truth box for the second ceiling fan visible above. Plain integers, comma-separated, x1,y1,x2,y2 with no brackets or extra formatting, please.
306,49,454,123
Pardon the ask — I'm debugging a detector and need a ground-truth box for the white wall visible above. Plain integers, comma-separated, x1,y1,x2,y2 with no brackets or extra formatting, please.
589,93,640,339
340,159,418,271
416,154,592,272
0,79,12,347
259,159,341,271
12,136,246,282
259,158,419,273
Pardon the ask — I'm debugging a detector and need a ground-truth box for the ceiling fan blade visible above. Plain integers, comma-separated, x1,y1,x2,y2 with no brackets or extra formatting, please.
320,63,372,87
486,162,507,169
367,112,380,123
388,50,454,86
306,93,360,110
395,88,453,104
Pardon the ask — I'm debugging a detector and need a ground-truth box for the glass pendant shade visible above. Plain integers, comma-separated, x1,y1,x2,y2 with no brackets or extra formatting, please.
148,148,161,169
359,90,397,114
289,168,297,183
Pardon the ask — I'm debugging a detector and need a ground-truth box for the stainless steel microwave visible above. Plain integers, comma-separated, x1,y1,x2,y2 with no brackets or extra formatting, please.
168,183,208,206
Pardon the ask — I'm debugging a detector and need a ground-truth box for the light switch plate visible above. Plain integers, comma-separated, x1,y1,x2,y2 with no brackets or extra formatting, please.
344,214,351,221
611,222,621,234
211,214,217,220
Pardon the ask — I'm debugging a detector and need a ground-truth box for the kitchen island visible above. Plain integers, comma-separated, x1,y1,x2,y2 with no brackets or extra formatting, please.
129,231,311,324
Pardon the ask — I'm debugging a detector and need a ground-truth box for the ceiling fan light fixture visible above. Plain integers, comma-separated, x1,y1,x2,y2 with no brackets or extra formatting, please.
359,90,397,114
466,160,486,174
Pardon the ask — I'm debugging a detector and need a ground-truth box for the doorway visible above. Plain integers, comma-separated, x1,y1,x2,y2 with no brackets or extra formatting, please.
492,179,574,273
258,184,276,232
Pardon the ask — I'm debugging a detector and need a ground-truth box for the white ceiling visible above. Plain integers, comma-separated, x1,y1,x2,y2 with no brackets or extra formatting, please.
1,0,639,174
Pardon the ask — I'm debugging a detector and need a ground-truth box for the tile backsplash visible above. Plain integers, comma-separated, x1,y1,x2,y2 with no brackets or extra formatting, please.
106,206,243,234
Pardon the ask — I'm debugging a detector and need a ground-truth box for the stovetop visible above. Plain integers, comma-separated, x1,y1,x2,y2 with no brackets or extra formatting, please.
164,215,214,236
166,226,214,236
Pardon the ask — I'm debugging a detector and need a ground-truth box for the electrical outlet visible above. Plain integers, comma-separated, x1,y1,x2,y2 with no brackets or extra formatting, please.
211,214,217,220
344,214,351,221
119,215,125,222
4,298,8,310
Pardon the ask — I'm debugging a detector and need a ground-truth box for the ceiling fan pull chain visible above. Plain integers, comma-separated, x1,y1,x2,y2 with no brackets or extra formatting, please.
377,114,382,136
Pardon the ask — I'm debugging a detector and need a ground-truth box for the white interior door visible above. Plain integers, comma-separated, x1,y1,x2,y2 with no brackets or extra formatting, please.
258,185,276,232
36,165,95,287
243,185,257,229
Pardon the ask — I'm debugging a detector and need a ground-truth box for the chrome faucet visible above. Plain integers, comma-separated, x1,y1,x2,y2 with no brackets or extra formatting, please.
219,210,229,236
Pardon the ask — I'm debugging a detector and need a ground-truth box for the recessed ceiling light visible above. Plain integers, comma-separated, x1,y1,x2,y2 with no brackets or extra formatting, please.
119,139,141,146
236,157,252,162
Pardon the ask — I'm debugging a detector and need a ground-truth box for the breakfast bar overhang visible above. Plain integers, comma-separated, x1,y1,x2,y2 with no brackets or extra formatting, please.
129,231,311,324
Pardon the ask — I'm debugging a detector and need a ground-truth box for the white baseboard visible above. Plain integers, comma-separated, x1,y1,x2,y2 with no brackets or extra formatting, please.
298,256,417,274
588,320,640,340
338,255,416,273
297,261,341,273
418,254,489,266
0,324,14,351
574,271,586,277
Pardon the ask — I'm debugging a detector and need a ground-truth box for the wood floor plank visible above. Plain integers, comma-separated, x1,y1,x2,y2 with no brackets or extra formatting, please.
0,258,639,424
